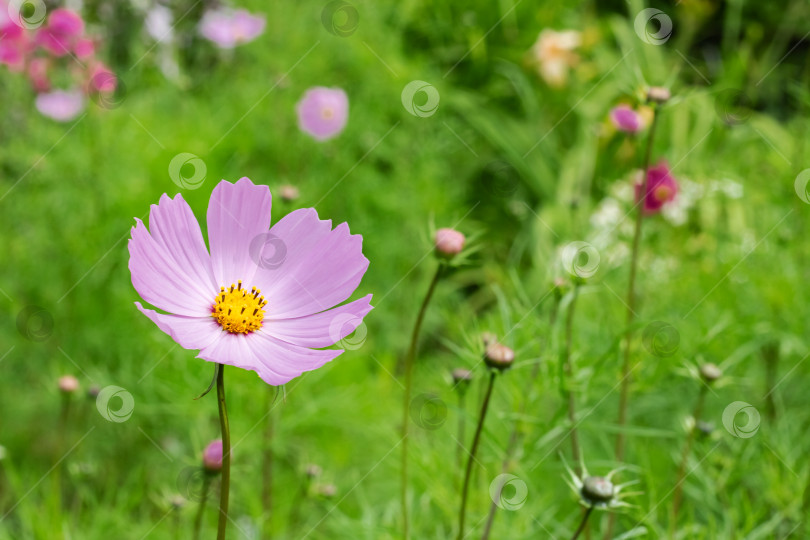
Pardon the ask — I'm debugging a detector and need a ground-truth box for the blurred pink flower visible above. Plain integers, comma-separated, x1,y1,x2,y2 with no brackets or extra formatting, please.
610,105,643,134
128,178,372,386
58,375,80,393
202,439,223,472
36,8,84,57
28,57,49,91
87,61,117,94
296,87,348,141
74,37,95,59
35,89,85,121
0,17,29,70
635,162,678,215
434,228,465,257
531,29,580,87
199,8,265,49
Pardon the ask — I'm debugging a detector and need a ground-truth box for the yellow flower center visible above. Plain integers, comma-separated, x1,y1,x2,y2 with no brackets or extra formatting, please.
211,281,267,334
321,107,334,119
653,185,673,202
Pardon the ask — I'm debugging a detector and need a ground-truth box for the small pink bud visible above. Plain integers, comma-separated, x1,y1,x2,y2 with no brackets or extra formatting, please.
58,375,79,393
202,440,223,472
609,105,643,134
434,228,465,258
279,184,300,201
484,343,515,371
647,86,671,104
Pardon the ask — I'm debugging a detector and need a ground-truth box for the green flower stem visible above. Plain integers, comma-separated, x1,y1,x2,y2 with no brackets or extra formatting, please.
262,388,275,538
480,292,560,540
457,370,497,540
608,105,661,540
671,384,707,522
216,364,231,540
571,507,593,540
563,283,583,470
193,474,212,540
401,264,444,540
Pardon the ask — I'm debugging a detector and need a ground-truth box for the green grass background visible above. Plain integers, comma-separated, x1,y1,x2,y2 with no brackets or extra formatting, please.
1,0,809,538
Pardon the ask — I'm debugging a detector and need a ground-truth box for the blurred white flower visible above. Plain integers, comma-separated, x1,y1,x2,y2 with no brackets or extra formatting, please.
590,198,622,230
709,178,743,199
145,5,174,43
531,29,580,87
662,178,702,226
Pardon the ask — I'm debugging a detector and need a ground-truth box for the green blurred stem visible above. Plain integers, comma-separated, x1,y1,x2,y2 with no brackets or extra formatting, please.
571,507,593,540
480,291,560,540
401,264,444,540
456,387,467,476
608,105,660,540
193,474,211,540
216,365,231,540
262,388,275,538
563,284,582,470
671,384,707,522
457,371,497,540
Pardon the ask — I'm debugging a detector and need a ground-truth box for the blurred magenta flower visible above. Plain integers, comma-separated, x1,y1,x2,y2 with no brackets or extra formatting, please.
434,228,465,257
202,439,223,472
35,89,85,121
296,87,349,141
87,61,117,94
74,37,95,60
635,162,679,215
531,29,580,87
128,177,372,385
199,8,265,49
610,105,643,134
0,16,29,70
35,8,84,57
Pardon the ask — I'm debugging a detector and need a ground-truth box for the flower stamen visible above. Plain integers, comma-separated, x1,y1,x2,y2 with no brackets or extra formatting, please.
212,280,266,334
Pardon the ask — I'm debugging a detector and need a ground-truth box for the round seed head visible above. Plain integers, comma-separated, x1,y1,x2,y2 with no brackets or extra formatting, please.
581,476,614,505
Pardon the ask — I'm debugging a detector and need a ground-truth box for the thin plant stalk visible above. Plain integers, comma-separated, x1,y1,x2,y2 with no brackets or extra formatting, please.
216,364,231,540
193,475,212,540
401,264,444,539
571,507,593,540
671,384,707,521
563,283,582,469
761,342,779,420
457,371,497,540
262,388,275,538
457,388,467,475
480,293,561,540
607,106,661,540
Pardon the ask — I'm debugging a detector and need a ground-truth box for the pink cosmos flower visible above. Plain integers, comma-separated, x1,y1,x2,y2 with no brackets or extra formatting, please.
74,37,95,60
296,87,349,141
199,8,265,49
128,178,372,386
202,439,223,472
635,162,678,215
35,8,84,57
35,89,85,121
28,57,49,92
0,15,29,70
87,61,117,94
610,105,643,134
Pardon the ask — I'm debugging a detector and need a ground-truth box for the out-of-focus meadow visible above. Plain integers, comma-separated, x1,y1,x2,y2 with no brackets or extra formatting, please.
1,0,810,538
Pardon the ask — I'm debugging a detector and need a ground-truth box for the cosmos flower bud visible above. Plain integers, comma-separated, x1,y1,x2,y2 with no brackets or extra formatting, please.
58,375,79,393
305,464,322,478
451,368,473,384
169,494,186,509
696,420,714,437
646,86,671,104
484,343,514,371
279,184,300,202
699,363,722,383
202,440,223,473
581,476,614,506
434,228,465,258
609,104,643,134
319,483,337,498
87,385,101,399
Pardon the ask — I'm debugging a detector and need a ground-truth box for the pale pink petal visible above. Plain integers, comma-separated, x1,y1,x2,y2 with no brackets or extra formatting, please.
206,177,272,288
135,302,222,351
264,294,372,348
253,208,368,318
35,89,84,122
128,194,217,316
248,331,343,385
